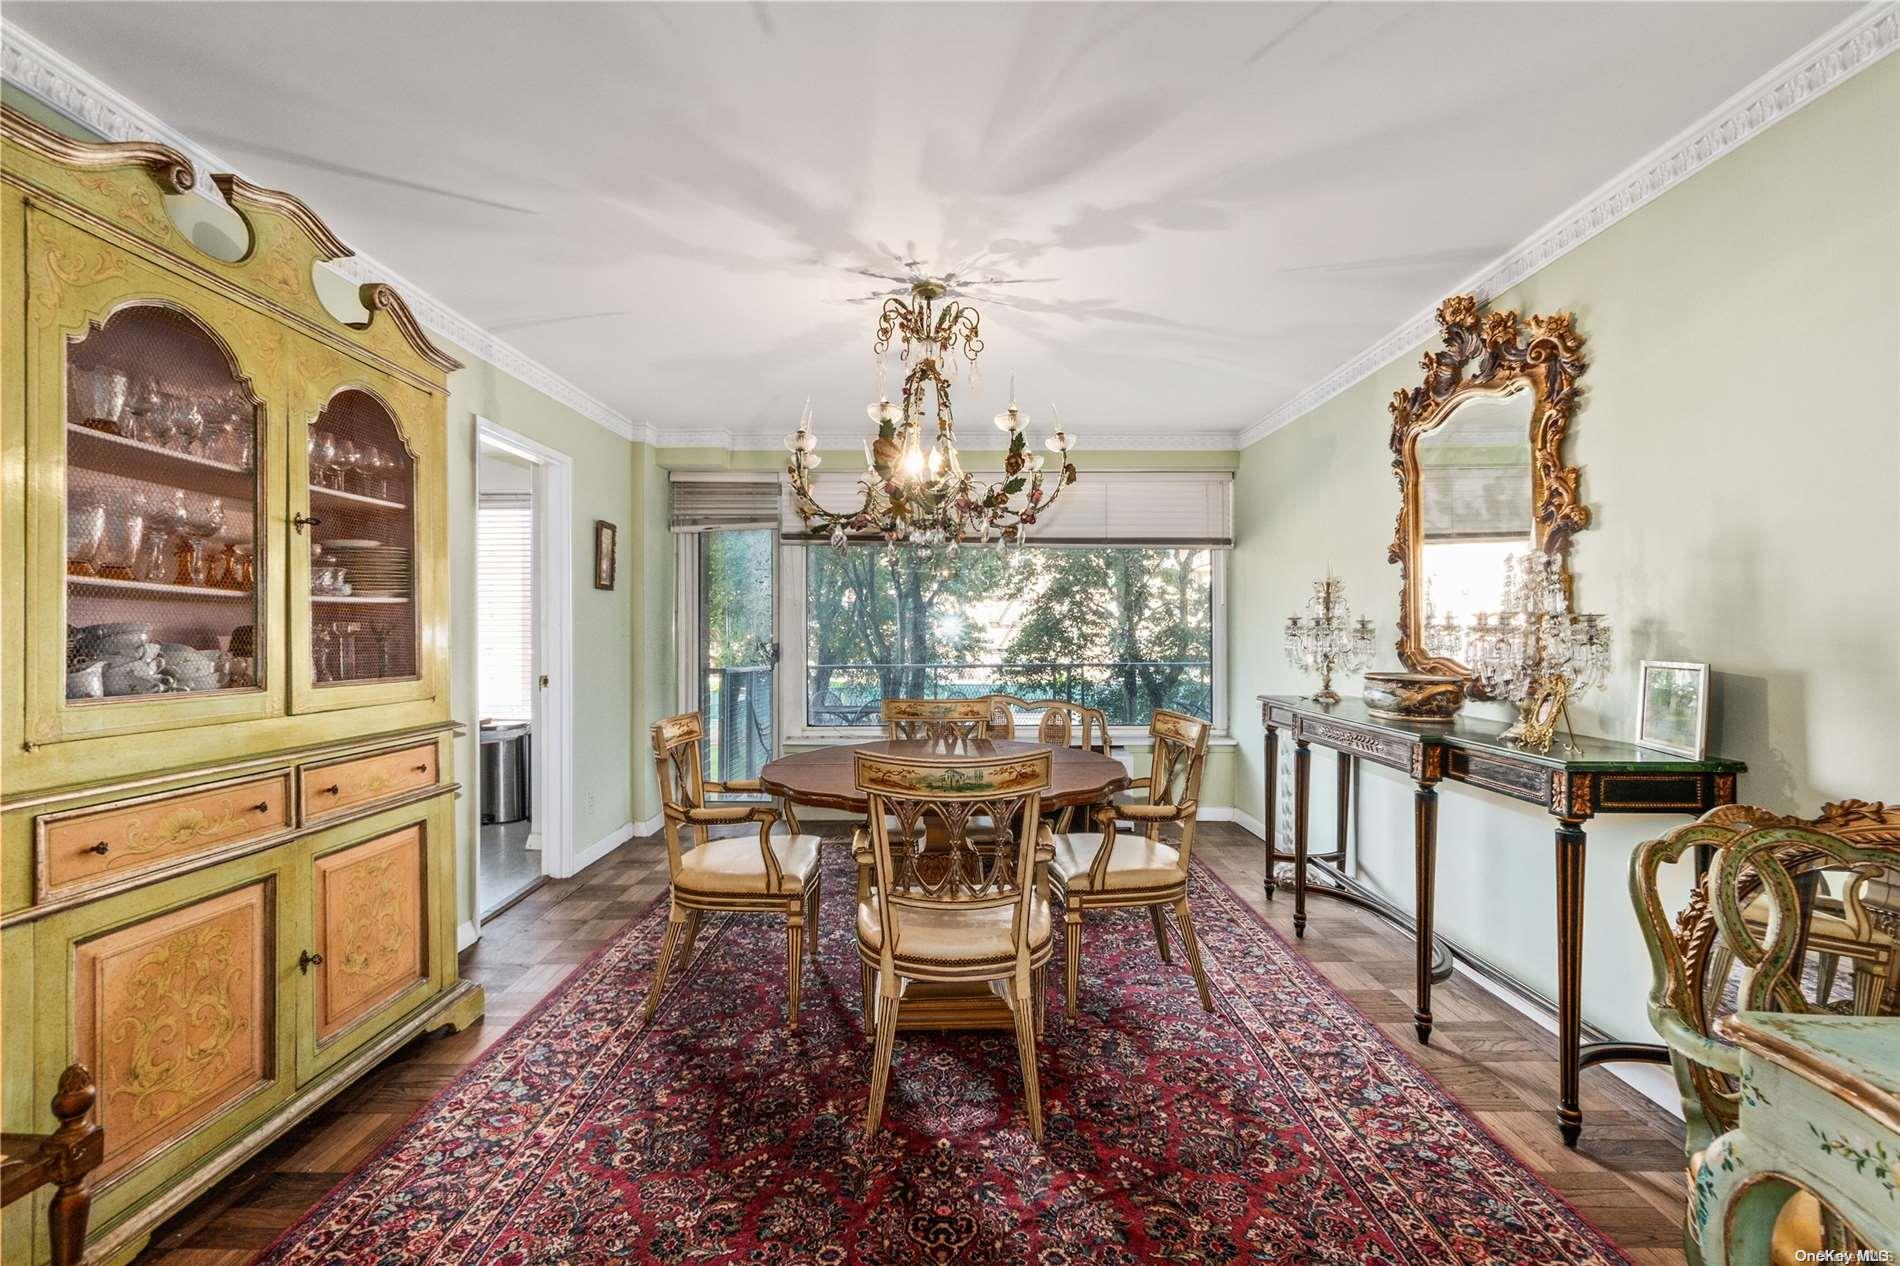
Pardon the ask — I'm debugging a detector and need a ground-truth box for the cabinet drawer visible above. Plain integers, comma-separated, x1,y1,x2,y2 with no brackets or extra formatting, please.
40,774,293,900
301,743,438,822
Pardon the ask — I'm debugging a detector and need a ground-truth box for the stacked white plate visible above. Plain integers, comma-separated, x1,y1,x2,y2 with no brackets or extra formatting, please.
327,538,411,597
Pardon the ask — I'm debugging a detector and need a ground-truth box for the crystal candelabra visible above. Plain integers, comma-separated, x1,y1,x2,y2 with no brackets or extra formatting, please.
1463,552,1612,744
1420,583,1464,660
1284,574,1375,705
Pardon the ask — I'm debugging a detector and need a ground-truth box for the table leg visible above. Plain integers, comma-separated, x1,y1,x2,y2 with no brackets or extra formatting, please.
1336,753,1352,859
1555,818,1587,1146
1293,739,1311,937
1413,783,1438,1044
1263,723,1280,898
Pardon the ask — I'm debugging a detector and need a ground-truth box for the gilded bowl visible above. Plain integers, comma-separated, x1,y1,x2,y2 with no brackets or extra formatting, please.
1363,672,1467,722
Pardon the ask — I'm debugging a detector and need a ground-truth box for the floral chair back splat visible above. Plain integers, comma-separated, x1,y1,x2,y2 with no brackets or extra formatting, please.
1631,800,1900,1265
880,697,993,743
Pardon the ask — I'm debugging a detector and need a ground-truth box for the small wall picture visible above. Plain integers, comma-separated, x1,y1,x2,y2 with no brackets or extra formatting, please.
593,519,617,590
1637,660,1710,759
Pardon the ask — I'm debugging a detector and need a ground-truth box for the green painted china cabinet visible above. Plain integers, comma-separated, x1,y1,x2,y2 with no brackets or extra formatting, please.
1,106,483,1265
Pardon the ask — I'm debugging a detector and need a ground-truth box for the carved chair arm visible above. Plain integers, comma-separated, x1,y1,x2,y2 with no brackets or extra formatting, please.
703,778,763,795
681,804,777,826
1112,801,1194,822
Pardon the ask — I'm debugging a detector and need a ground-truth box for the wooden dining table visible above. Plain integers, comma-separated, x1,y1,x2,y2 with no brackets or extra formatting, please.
758,738,1129,1030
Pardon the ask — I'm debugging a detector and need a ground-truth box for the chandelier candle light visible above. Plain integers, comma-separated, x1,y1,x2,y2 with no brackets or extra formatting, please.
784,278,1078,551
1464,552,1612,748
1284,573,1375,706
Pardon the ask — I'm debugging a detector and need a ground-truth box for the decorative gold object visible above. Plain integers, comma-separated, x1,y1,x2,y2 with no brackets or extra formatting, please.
1362,671,1467,722
783,278,1078,550
1283,573,1374,706
1515,676,1570,750
1388,294,1589,692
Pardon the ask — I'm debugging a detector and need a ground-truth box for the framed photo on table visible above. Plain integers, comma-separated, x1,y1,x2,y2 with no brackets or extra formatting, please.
1636,660,1710,759
594,520,617,590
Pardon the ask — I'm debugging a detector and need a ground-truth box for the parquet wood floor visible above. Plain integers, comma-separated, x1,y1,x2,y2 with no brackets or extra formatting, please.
130,823,1691,1265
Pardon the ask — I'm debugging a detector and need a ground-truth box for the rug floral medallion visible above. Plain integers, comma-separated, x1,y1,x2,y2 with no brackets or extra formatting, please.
258,852,1632,1265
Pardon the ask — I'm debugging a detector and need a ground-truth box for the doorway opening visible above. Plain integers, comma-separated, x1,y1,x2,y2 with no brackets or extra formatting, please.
474,419,573,922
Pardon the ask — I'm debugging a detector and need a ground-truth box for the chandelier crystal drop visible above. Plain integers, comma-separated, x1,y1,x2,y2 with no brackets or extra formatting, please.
1463,552,1612,745
784,279,1078,551
1283,573,1375,706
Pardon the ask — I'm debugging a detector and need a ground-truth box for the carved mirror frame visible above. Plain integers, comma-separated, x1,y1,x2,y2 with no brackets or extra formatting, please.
1388,294,1590,696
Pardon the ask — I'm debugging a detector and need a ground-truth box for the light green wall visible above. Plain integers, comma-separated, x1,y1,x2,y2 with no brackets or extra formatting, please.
630,443,675,825
1229,57,1900,1042
440,345,641,928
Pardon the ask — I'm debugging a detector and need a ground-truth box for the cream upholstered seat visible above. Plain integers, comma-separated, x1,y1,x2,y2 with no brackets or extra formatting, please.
678,833,820,895
855,745,1056,1139
642,711,822,1029
1051,833,1182,893
857,892,1053,963
1051,708,1215,1018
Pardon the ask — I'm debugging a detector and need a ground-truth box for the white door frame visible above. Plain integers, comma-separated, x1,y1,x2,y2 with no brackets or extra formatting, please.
474,416,577,886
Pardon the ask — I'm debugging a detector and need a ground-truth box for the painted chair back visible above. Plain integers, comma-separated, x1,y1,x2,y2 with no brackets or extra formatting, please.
855,747,1051,971
1631,801,1900,1157
985,694,1111,755
1136,709,1211,863
881,696,992,743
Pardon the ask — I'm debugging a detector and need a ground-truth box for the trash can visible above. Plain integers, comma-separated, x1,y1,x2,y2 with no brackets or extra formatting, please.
480,722,531,824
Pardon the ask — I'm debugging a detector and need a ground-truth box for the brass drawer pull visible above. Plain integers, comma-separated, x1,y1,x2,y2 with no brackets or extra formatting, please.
412,764,429,774
292,513,323,534
298,949,324,973
86,841,110,856
252,801,270,813
318,784,341,796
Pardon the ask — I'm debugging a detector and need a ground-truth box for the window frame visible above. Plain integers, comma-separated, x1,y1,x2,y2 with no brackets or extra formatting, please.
777,542,1228,743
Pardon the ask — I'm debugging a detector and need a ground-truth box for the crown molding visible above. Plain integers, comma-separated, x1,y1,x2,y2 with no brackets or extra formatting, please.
1236,0,1899,449
653,427,1239,453
1,20,648,444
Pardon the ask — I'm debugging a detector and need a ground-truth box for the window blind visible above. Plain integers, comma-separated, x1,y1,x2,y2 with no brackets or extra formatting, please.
1419,465,1532,541
671,476,781,532
779,470,1232,546
477,493,535,722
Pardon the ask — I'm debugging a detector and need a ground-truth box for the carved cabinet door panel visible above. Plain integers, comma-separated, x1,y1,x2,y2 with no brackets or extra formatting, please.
67,880,278,1188
299,820,432,1078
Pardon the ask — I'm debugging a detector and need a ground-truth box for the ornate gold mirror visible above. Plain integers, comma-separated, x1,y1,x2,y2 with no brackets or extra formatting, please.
1388,295,1589,693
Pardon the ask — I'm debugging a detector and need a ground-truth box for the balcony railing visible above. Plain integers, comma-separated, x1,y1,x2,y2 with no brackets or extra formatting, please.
702,664,773,783
806,659,1212,729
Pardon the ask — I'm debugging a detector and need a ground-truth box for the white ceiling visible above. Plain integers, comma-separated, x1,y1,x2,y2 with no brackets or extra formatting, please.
6,2,1858,445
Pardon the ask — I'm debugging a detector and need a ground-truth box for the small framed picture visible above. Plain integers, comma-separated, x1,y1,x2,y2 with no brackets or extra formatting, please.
593,520,617,590
1637,660,1710,759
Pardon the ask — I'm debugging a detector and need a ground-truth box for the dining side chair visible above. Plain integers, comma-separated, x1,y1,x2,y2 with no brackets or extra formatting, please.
854,746,1056,1139
880,696,992,742
643,712,823,1028
1051,708,1214,1019
986,694,1112,830
1631,801,1899,1266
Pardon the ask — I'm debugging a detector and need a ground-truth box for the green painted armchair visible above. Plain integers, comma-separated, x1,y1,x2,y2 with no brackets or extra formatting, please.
1631,800,1900,1265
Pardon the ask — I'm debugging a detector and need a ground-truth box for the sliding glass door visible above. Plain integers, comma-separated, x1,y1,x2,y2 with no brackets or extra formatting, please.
695,528,776,783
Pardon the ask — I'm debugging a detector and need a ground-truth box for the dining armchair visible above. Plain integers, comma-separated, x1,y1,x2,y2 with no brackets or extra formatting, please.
985,695,1111,831
1051,708,1214,1019
854,746,1056,1139
880,697,991,742
643,712,822,1028
1631,800,1900,1265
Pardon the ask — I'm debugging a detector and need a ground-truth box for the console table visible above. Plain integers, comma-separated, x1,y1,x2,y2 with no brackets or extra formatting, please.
1259,694,1745,1145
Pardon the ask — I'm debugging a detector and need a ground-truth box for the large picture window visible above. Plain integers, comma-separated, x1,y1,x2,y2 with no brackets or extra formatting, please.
800,546,1217,730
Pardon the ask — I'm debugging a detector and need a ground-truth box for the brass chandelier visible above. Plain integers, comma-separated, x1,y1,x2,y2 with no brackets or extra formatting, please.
784,278,1078,551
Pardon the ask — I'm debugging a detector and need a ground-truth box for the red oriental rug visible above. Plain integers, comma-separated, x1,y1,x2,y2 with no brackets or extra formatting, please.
257,851,1632,1265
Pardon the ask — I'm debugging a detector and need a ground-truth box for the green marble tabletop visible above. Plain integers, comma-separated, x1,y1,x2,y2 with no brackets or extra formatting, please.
1259,694,1747,774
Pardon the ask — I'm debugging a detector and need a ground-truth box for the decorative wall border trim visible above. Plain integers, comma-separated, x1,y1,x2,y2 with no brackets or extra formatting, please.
1235,1,1899,449
0,21,654,445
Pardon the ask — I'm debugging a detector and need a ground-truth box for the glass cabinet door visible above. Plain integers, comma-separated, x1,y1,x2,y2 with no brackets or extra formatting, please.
306,390,418,684
287,348,441,714
25,207,287,744
65,306,267,693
